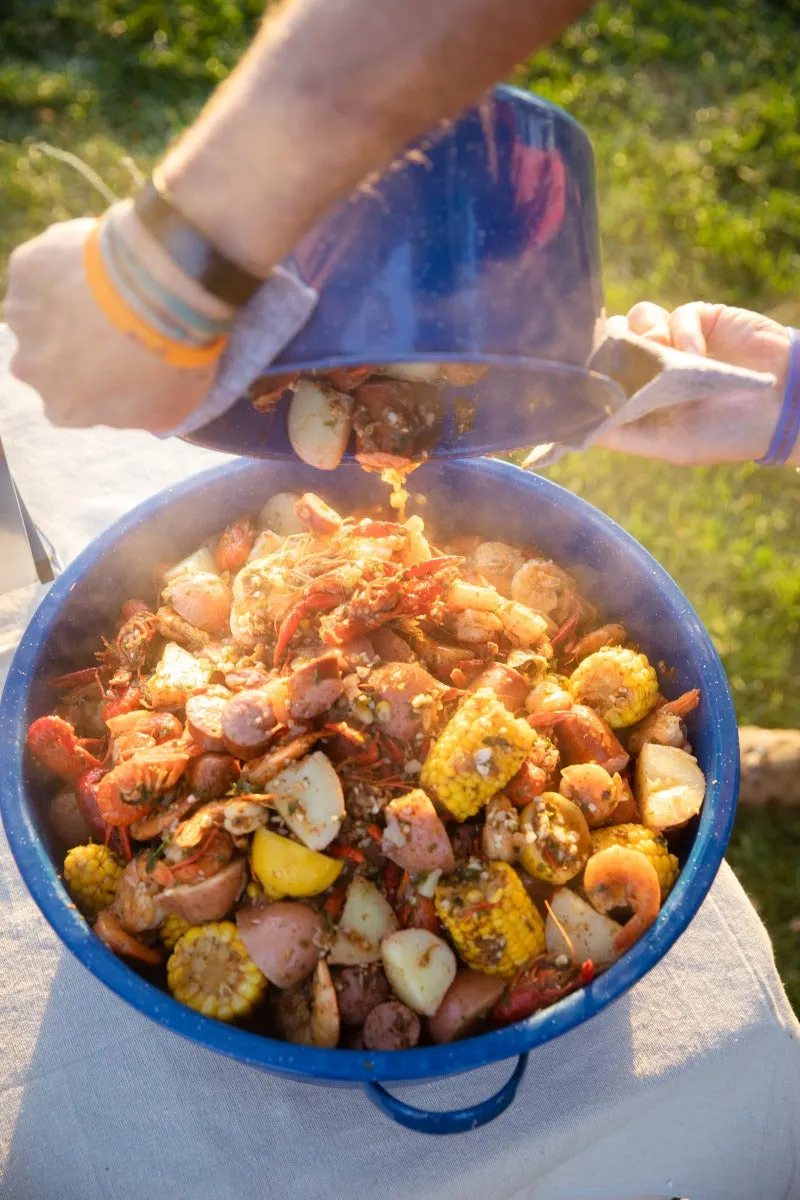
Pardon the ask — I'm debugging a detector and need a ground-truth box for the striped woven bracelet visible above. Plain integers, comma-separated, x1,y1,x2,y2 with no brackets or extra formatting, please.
754,328,800,466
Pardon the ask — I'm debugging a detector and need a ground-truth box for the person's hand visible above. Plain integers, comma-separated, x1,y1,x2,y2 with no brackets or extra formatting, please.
598,301,795,466
3,210,229,433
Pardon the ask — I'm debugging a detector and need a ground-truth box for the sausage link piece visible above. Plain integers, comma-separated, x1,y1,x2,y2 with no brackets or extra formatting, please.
285,653,344,720
363,1001,421,1051
220,689,277,760
295,493,343,536
186,753,241,799
185,687,231,752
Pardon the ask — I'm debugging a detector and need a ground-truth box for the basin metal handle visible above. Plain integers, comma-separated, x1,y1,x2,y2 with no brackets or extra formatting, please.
364,1054,528,1134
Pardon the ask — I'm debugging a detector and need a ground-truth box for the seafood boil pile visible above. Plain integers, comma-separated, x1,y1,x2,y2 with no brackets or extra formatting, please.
29,490,706,1051
247,362,489,471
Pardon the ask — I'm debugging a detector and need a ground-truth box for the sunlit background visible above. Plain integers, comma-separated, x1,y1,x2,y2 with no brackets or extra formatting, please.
1,0,798,1007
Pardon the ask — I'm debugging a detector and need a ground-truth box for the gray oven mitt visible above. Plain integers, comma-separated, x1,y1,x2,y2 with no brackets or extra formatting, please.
161,266,318,438
521,320,777,468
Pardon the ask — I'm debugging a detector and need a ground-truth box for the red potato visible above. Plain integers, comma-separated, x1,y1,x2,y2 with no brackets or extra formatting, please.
237,902,326,988
381,790,455,875
333,964,391,1025
165,572,232,636
221,689,278,759
185,687,232,752
364,662,445,741
368,627,415,664
427,970,506,1044
469,663,529,711
363,1001,421,1051
160,858,247,924
285,654,344,720
49,786,93,848
185,753,241,799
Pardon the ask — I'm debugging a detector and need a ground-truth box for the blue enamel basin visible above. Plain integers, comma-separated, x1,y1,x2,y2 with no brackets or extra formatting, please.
0,459,738,1133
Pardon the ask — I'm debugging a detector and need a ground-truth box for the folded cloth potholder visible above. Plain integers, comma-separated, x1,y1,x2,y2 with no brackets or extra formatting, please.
161,265,318,438
521,320,777,468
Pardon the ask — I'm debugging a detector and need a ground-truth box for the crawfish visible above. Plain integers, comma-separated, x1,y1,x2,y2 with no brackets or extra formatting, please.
492,954,593,1025
318,556,462,647
27,715,104,781
95,743,190,836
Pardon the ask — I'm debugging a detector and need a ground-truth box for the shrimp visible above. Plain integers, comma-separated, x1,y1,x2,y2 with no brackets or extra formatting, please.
445,580,550,648
96,744,190,830
94,909,164,965
112,854,167,933
627,689,700,755
215,515,257,573
558,763,624,828
569,623,626,662
511,558,573,616
465,542,525,597
583,846,661,953
526,676,573,714
276,960,340,1048
481,793,519,861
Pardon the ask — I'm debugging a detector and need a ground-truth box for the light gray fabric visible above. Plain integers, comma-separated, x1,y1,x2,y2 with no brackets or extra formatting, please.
522,323,776,468
159,265,318,438
1,327,799,1200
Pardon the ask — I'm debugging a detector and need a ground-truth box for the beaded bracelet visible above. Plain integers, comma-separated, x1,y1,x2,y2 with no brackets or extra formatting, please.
83,222,228,369
755,328,800,466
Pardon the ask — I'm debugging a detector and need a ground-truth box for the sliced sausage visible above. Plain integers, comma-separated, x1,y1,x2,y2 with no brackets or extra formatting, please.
159,858,247,925
470,663,529,711
333,965,391,1026
224,667,273,692
185,687,232,752
427,970,506,1044
236,902,326,988
363,1001,421,1051
381,790,455,875
295,493,343,536
368,627,415,664
49,786,93,848
285,653,343,720
364,662,445,741
185,752,241,799
221,689,278,759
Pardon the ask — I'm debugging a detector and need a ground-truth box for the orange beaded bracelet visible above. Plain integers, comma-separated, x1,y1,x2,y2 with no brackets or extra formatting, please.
83,222,228,369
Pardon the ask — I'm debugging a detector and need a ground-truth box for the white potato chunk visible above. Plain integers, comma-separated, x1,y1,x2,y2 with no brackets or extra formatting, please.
329,877,399,966
545,887,622,968
636,743,706,831
379,361,440,382
381,929,457,1017
269,751,345,851
287,380,353,470
162,545,218,583
248,530,285,562
258,492,305,536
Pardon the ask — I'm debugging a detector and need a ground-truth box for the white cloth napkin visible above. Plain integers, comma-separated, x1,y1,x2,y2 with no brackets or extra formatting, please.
522,322,777,468
1,328,799,1200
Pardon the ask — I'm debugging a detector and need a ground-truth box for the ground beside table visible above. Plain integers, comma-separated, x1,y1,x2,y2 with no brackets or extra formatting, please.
1,329,798,1200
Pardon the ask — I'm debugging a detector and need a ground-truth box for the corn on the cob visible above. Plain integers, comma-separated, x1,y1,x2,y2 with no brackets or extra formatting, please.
167,921,267,1021
420,688,535,820
159,912,191,951
435,859,545,978
590,823,679,898
63,843,123,918
568,646,659,728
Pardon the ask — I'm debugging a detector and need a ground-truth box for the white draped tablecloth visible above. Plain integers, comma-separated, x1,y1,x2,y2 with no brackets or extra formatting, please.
1,328,799,1200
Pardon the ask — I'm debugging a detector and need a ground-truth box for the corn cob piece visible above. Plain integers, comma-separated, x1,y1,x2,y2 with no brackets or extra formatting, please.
568,646,659,728
167,921,267,1021
420,688,535,820
435,859,545,978
591,823,679,899
63,843,123,918
159,912,191,951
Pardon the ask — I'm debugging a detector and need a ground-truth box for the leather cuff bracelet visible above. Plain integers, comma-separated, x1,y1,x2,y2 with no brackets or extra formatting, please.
133,176,267,308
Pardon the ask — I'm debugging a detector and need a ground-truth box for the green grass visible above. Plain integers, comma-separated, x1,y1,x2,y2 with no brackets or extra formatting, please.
1,1,798,1008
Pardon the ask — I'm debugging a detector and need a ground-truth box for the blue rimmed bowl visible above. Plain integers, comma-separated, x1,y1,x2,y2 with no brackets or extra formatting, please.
0,458,738,1134
185,84,626,461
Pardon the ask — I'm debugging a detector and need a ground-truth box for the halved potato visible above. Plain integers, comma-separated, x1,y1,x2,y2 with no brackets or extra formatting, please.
381,929,457,1017
258,492,305,536
329,877,399,966
162,545,218,584
636,743,706,831
545,887,621,968
287,380,353,470
269,751,345,851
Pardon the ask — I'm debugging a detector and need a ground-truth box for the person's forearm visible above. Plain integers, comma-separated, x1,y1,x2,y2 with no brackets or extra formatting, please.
160,0,591,275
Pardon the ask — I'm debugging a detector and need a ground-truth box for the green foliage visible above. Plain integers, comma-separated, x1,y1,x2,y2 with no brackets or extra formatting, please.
1,0,799,1007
